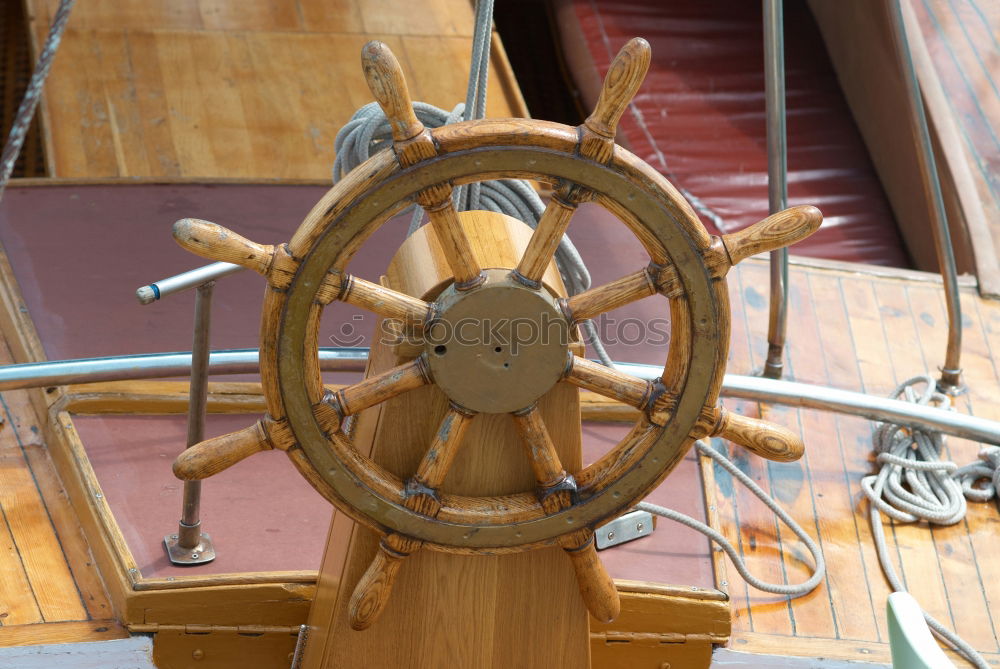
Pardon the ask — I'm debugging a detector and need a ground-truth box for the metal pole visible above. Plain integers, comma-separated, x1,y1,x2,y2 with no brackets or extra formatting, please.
613,363,1000,446
164,282,216,565
136,261,243,305
1,345,996,444
887,0,963,394
0,348,367,390
762,0,788,379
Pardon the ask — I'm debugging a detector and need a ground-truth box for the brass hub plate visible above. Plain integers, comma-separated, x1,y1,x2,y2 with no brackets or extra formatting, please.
426,269,569,414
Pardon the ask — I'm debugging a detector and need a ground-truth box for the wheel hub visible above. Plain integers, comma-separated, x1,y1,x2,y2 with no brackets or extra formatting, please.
426,269,570,413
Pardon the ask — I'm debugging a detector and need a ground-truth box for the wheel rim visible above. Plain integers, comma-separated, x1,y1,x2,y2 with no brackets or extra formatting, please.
275,124,724,551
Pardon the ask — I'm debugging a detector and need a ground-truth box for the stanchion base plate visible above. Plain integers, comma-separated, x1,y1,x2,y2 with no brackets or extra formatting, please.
164,532,216,565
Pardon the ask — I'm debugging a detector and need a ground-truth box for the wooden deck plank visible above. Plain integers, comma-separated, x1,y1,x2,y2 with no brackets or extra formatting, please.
846,277,957,636
27,0,524,180
0,448,87,623
729,629,1000,667
0,619,128,647
0,329,112,636
911,0,1000,271
839,274,910,635
19,443,114,623
722,266,795,636
31,0,476,36
0,496,42,626
941,289,1000,652
785,269,877,642
868,281,960,636
808,272,893,643
360,0,474,36
119,31,184,177
297,0,366,34
966,293,1000,651
0,343,112,624
721,273,763,629
198,0,302,32
741,263,836,639
714,274,758,633
934,289,1000,653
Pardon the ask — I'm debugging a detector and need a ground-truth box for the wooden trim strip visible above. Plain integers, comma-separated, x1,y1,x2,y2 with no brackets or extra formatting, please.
729,630,1000,667
0,619,128,646
613,578,728,602
128,623,299,634
42,411,140,619
134,570,318,591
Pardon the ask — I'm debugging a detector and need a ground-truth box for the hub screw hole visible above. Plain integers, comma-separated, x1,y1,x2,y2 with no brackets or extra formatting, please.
434,345,447,356
494,346,502,353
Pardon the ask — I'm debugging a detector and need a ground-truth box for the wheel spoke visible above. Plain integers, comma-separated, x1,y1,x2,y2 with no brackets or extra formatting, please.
333,357,431,417
511,406,567,489
413,405,475,489
424,199,483,288
565,356,651,409
564,268,656,322
340,274,432,327
515,195,577,285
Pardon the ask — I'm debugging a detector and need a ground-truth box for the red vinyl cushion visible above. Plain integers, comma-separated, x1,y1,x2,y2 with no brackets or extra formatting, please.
556,0,911,268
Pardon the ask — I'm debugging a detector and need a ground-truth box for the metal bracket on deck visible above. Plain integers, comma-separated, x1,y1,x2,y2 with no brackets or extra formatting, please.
164,529,216,565
595,509,655,550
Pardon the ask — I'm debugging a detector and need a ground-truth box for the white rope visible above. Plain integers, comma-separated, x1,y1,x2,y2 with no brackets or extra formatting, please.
331,1,613,365
0,0,75,203
639,439,825,597
862,375,996,669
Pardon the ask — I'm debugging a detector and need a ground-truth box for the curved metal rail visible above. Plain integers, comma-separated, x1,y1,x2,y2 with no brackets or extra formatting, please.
1,348,996,445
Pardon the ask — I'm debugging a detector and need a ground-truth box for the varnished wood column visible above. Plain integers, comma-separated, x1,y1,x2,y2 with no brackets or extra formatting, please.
301,211,590,668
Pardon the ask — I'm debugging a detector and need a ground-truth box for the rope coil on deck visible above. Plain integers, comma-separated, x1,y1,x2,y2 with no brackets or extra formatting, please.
863,375,996,669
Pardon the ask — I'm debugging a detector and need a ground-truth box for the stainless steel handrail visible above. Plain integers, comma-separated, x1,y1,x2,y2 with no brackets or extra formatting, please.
762,0,789,380
2,347,997,445
887,0,963,393
0,348,367,390
166,282,216,564
136,261,244,304
618,363,1000,445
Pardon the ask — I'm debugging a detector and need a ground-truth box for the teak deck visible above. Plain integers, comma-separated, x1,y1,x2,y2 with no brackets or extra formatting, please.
715,260,1000,667
0,341,123,645
24,0,527,180
912,0,1000,271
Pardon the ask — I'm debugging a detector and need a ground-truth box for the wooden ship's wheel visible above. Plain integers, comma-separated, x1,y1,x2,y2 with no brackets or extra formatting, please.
171,38,820,633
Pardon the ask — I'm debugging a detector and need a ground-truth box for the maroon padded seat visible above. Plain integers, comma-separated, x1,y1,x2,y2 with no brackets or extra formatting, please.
555,0,912,268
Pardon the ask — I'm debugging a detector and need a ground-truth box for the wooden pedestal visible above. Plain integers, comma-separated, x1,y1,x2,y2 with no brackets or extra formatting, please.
302,211,591,668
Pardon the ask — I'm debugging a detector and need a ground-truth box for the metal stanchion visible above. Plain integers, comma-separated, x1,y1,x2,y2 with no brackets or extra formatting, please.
164,281,217,565
762,0,788,379
887,0,964,394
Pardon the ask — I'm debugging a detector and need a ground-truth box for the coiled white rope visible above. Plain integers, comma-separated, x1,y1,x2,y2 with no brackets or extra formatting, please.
862,375,997,668
639,439,825,597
